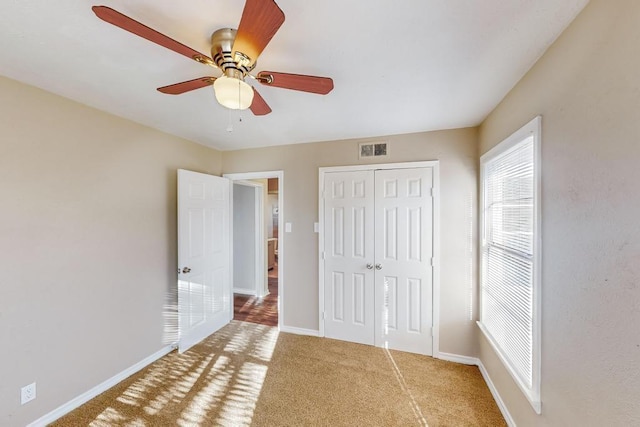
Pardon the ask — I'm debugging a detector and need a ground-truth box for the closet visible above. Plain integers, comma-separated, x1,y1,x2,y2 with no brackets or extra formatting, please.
320,163,437,355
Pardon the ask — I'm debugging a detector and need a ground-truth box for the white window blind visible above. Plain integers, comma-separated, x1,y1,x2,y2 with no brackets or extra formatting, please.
479,116,541,413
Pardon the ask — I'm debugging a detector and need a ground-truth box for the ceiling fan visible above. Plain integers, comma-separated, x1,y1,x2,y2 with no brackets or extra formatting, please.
92,0,334,116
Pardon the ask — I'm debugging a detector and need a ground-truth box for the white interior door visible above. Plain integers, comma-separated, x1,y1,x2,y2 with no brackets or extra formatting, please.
322,166,434,355
374,168,433,355
178,169,231,353
323,170,375,345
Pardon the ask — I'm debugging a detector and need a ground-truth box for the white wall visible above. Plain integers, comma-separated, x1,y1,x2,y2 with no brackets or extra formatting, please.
232,183,256,294
478,0,640,424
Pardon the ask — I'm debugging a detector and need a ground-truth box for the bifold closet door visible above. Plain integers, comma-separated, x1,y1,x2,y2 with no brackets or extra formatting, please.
374,168,433,355
323,167,434,355
323,170,375,345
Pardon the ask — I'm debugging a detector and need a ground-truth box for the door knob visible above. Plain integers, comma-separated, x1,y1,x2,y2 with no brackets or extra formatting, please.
375,264,382,270
182,267,191,273
366,263,374,270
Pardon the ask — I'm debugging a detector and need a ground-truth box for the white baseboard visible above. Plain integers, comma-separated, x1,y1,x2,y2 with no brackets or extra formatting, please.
27,341,514,427
27,345,173,427
279,325,320,337
434,352,515,426
233,287,257,296
436,352,479,366
477,359,516,427
255,290,269,299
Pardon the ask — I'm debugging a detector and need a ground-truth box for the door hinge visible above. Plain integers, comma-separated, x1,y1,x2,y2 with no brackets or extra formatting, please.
430,187,434,197
321,252,325,260
322,311,326,320
430,257,435,267
431,327,435,337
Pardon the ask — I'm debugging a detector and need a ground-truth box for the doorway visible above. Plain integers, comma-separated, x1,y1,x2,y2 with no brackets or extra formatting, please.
231,181,265,297
226,171,284,330
319,162,440,356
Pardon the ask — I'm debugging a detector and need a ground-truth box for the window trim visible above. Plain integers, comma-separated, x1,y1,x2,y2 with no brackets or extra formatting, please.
478,115,542,414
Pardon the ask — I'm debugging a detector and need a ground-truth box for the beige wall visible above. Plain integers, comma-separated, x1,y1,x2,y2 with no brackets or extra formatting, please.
478,0,640,424
16,1,639,420
223,128,479,356
0,76,221,426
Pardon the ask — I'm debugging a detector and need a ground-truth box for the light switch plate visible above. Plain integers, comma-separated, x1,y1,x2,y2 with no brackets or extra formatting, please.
285,222,292,233
314,222,319,233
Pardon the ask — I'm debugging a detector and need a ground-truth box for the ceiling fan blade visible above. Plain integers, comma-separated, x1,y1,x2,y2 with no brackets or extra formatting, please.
232,0,285,67
250,87,272,116
157,77,216,95
92,6,213,65
257,71,334,94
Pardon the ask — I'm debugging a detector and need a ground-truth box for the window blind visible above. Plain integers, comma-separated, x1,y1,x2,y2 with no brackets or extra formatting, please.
482,135,535,389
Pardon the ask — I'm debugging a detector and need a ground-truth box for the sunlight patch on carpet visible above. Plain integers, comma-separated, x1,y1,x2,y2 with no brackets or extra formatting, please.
251,327,279,361
177,355,232,425
90,406,126,426
384,348,429,427
218,362,268,426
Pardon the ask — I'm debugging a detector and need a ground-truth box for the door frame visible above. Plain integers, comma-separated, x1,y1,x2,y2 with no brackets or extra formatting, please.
318,161,441,356
232,180,266,297
224,170,284,330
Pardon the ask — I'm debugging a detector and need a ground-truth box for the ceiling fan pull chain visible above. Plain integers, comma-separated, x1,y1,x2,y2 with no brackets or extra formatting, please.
238,82,243,123
226,109,234,133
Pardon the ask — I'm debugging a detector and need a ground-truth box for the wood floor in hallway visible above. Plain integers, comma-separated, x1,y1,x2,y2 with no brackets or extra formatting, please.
233,262,278,327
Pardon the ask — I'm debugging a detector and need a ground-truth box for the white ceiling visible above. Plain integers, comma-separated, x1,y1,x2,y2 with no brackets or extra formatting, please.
0,0,588,151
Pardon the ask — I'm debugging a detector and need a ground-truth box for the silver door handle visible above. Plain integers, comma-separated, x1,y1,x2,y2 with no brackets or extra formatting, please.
366,263,374,270
375,264,382,270
182,267,191,274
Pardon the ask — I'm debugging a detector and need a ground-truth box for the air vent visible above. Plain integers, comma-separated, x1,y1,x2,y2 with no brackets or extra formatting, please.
359,141,389,159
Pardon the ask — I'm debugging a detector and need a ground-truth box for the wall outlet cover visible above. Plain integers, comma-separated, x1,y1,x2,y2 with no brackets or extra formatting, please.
21,382,36,405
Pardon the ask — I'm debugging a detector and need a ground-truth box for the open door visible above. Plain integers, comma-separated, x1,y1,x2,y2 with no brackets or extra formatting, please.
177,169,231,353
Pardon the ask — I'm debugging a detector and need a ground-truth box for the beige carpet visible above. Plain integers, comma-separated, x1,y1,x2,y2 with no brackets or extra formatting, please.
51,321,505,426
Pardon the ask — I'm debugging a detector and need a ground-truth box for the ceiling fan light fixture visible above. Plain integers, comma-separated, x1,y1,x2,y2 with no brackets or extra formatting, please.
92,4,334,117
213,76,254,110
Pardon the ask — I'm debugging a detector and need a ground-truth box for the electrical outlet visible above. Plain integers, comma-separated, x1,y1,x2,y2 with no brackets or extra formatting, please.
21,382,36,405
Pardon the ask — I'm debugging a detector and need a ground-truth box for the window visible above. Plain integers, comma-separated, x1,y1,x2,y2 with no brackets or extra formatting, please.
479,116,541,413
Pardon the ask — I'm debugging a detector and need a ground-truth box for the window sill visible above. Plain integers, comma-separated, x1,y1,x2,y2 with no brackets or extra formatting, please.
477,321,541,414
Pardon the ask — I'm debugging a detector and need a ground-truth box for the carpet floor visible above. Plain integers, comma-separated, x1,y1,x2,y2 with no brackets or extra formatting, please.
51,321,505,426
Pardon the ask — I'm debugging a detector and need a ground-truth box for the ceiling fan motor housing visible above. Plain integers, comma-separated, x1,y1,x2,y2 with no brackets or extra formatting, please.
211,28,254,79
